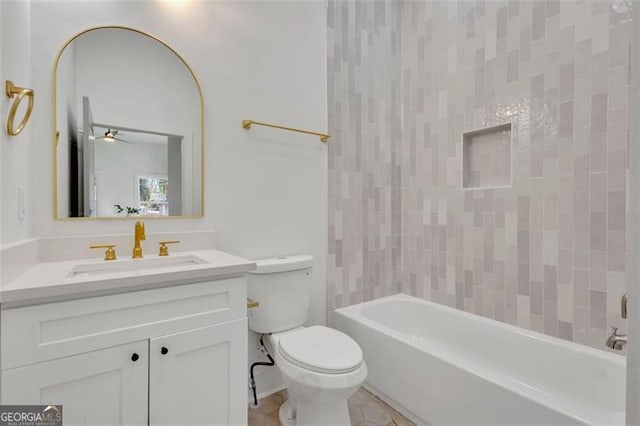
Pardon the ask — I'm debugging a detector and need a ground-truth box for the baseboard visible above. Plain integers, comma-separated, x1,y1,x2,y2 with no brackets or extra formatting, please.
256,384,286,400
362,382,430,426
247,384,286,408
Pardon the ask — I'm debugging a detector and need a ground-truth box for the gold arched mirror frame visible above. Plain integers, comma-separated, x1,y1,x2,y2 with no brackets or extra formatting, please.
52,25,205,220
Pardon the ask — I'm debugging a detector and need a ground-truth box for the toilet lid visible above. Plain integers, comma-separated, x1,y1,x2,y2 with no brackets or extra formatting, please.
278,326,363,374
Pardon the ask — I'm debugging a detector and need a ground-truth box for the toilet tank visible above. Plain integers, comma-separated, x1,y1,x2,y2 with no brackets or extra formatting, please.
247,255,314,334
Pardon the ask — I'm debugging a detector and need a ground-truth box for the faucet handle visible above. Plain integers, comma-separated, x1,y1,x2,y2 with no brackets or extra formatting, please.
158,240,180,256
90,244,117,261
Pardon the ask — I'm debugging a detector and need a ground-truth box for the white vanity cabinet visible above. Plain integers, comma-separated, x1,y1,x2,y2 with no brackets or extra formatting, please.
3,340,149,425
149,319,247,425
0,276,249,426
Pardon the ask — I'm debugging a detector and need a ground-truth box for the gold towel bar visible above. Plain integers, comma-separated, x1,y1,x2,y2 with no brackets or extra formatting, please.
242,119,329,143
5,80,34,136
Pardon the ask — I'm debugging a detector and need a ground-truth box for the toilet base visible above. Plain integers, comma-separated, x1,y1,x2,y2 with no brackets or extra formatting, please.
278,396,351,426
278,400,295,426
267,328,367,425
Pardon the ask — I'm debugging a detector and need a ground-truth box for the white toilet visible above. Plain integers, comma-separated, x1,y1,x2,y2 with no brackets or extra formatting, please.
248,255,367,426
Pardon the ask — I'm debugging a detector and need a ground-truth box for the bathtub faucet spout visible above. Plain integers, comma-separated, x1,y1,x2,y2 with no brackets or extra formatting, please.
605,327,627,351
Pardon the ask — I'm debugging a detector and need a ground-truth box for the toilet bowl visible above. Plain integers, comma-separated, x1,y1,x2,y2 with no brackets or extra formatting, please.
269,326,367,425
247,255,367,425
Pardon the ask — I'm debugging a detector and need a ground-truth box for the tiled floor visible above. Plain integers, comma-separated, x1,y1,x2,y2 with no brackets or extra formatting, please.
248,387,415,426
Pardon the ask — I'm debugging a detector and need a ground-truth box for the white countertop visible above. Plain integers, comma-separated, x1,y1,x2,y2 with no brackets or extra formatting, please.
1,250,256,307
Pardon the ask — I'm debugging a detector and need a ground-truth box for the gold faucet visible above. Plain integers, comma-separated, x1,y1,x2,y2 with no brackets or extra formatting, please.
132,221,146,259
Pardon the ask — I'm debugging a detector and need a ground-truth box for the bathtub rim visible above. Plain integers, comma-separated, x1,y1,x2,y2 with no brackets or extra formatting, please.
334,293,626,426
335,293,625,364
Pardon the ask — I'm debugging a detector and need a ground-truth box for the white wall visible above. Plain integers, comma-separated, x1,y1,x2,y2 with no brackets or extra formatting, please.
0,1,3,247
22,0,327,396
1,0,32,247
73,29,199,139
94,141,167,216
55,42,76,218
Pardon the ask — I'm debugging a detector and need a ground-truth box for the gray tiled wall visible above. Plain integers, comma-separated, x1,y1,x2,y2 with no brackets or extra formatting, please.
328,0,630,351
327,0,403,312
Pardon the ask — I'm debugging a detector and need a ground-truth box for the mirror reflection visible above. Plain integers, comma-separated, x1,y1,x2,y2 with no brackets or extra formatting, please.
55,27,203,218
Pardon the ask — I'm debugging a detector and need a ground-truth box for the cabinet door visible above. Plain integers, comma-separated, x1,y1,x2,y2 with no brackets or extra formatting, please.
2,341,148,426
149,319,248,425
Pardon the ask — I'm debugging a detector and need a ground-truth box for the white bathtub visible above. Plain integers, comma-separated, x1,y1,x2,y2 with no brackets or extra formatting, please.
334,294,626,425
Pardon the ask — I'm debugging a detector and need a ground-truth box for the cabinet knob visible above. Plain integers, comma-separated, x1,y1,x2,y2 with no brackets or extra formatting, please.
161,346,169,355
131,353,139,362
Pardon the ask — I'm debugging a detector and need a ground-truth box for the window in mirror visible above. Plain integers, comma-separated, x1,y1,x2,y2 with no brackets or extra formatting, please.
137,175,169,216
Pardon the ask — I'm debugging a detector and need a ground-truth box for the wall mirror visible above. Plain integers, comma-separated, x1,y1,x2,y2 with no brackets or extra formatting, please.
54,26,203,219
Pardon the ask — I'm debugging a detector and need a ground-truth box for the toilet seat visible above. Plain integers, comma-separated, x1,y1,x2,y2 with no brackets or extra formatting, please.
277,326,363,374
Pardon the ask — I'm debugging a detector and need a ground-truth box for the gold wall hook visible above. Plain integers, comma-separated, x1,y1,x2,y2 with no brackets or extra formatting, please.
247,298,260,309
5,80,34,136
242,119,329,143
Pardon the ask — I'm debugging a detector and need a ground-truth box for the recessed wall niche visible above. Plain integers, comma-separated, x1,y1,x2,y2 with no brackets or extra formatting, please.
462,123,512,189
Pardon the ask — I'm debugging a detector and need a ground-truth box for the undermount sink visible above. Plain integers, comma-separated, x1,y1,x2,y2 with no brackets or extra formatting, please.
67,255,209,278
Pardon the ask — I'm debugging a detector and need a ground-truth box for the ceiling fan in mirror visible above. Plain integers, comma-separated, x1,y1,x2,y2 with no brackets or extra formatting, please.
95,128,134,144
